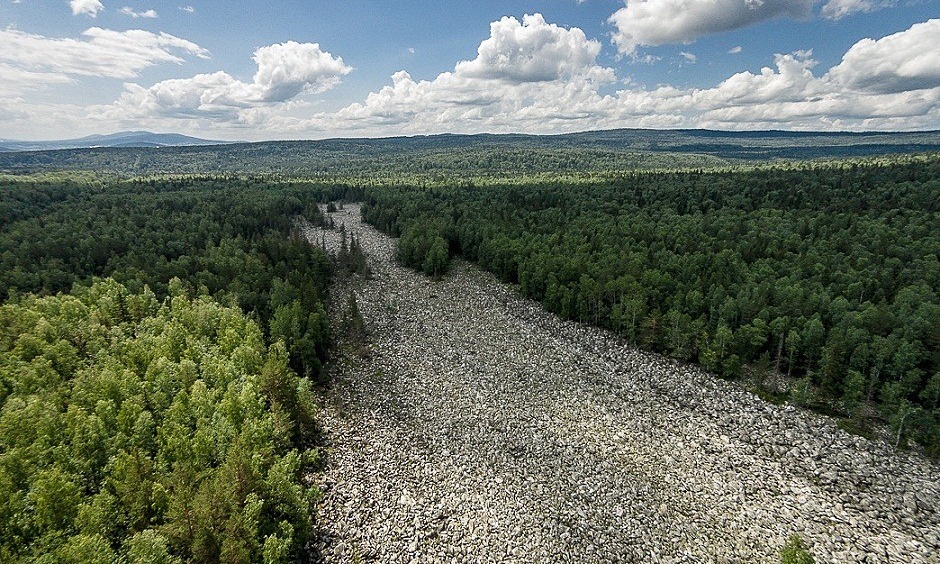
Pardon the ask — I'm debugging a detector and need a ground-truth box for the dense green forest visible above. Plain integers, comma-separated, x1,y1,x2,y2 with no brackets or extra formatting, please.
0,144,727,179
0,176,350,380
0,281,317,562
0,175,361,562
362,157,940,454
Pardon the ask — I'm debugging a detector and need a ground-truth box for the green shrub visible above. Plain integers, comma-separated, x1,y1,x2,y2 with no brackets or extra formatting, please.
780,535,815,564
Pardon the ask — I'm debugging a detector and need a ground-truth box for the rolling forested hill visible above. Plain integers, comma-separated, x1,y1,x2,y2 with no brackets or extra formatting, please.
0,129,937,177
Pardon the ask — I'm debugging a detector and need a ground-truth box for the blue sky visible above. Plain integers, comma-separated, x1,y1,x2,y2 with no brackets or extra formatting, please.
0,0,937,140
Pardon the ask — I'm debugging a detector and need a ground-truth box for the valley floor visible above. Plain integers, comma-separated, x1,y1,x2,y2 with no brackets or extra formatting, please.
305,204,937,563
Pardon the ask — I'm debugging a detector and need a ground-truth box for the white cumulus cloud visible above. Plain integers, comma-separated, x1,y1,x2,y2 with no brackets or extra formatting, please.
693,51,824,108
70,0,103,17
120,7,158,18
609,0,814,55
826,19,940,93
608,0,902,54
319,14,615,133
455,14,608,83
252,41,352,100
105,41,352,121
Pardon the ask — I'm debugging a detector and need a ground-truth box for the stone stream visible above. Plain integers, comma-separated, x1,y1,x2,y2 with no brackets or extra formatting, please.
304,204,938,563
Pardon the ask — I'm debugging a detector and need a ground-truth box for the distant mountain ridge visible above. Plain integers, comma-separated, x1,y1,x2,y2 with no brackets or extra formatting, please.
0,131,229,152
0,128,937,175
3,128,939,154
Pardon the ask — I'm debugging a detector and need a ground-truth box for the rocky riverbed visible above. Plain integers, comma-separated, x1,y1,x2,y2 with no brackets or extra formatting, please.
304,204,938,563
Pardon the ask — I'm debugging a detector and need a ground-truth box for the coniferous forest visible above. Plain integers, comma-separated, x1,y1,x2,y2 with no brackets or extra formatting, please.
0,176,363,562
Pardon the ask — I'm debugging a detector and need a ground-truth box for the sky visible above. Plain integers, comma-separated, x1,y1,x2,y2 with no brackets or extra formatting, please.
0,0,937,141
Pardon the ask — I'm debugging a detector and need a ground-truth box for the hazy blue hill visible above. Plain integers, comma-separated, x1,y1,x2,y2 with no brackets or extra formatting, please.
0,131,227,152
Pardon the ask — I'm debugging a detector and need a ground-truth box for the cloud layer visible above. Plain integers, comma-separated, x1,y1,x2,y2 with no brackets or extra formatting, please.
456,14,606,82
1,13,936,138
827,19,940,94
70,0,104,17
106,41,352,122
320,15,615,132
608,0,900,56
610,0,815,55
120,7,158,19
820,0,895,19
0,27,208,80
308,17,939,135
